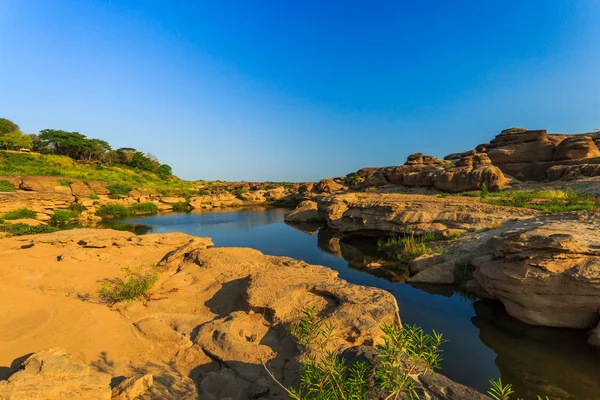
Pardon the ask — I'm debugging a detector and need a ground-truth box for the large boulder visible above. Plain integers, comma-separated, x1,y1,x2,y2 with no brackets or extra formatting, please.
314,178,345,193
284,200,321,222
554,136,600,161
474,211,600,329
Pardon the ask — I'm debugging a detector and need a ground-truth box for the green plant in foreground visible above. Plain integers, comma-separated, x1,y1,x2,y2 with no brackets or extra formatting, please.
0,222,61,236
273,306,446,400
0,179,16,192
488,378,550,400
2,208,37,220
99,265,160,304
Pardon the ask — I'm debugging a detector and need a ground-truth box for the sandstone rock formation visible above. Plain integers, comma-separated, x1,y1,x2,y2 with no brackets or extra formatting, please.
0,348,112,400
474,211,600,329
473,128,600,181
349,152,507,193
284,199,320,222
289,193,538,236
0,228,487,399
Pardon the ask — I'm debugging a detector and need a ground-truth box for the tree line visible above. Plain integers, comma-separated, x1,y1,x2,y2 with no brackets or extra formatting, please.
0,118,172,179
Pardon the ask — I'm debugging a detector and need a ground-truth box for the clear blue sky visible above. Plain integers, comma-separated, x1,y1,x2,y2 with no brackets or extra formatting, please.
1,1,599,181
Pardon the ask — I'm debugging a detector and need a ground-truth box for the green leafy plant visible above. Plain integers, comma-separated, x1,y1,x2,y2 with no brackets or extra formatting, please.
270,306,446,400
487,378,550,400
0,179,16,192
95,204,130,219
129,202,158,215
99,265,160,304
480,183,490,198
69,203,87,213
2,208,37,220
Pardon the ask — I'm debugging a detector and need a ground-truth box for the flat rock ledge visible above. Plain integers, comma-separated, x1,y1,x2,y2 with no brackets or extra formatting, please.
0,228,487,399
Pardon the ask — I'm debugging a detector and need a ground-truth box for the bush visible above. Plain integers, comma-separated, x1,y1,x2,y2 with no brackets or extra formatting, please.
50,209,79,225
273,306,446,399
69,203,87,213
345,173,362,186
198,189,210,196
0,179,16,192
95,204,130,219
0,222,60,236
107,193,122,199
129,202,158,215
2,208,37,220
89,193,100,200
106,183,132,197
171,201,190,212
99,266,160,304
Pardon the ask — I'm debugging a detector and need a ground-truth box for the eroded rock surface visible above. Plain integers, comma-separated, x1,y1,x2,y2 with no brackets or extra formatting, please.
474,211,600,329
290,193,538,236
0,228,484,399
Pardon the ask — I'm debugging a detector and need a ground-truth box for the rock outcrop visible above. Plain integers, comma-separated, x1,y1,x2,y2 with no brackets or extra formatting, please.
473,128,600,181
0,348,112,400
289,193,538,236
0,228,485,399
474,211,600,329
349,152,507,193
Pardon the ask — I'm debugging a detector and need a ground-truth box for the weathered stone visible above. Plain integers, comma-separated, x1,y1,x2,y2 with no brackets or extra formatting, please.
284,200,320,222
0,348,111,400
111,373,153,400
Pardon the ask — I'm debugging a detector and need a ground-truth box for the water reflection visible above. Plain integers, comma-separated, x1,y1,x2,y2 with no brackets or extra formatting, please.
115,207,600,399
472,300,600,400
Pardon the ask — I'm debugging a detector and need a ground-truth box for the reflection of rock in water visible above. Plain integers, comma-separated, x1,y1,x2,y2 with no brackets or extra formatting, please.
472,300,600,400
284,221,323,236
316,229,407,282
97,221,153,235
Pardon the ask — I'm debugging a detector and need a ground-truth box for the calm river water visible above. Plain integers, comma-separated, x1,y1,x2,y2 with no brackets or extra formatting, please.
115,207,600,400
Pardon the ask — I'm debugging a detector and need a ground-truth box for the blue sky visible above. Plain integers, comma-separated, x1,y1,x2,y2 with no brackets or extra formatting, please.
1,0,599,181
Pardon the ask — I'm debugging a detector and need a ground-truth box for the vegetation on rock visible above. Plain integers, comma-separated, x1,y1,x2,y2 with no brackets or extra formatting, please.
2,208,37,220
480,188,600,212
129,202,159,215
0,179,16,192
95,204,130,219
99,266,160,304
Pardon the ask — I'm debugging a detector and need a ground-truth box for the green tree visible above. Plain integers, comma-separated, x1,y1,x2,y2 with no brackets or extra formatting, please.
0,130,32,150
38,129,91,159
0,118,19,135
157,164,173,179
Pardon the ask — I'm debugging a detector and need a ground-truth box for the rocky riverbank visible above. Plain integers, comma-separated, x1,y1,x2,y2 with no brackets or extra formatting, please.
0,229,489,399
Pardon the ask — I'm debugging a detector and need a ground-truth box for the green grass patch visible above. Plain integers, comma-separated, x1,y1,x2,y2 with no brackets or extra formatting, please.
481,188,600,212
0,151,195,193
58,179,73,187
50,209,80,225
0,222,61,236
95,204,130,219
99,266,160,304
0,179,16,192
2,208,37,220
129,202,158,215
106,183,132,197
89,193,100,200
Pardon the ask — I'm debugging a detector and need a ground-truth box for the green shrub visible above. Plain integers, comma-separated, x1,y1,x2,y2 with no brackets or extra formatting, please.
58,179,73,187
106,183,132,197
345,173,362,186
129,202,158,215
198,189,210,196
0,180,16,192
234,188,248,197
480,183,490,198
89,193,100,200
273,306,446,399
2,208,37,220
69,203,87,213
50,209,79,225
171,201,190,212
95,204,130,219
99,266,160,304
0,222,60,236
108,193,122,199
